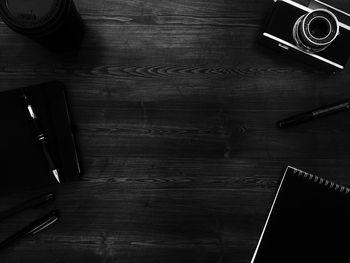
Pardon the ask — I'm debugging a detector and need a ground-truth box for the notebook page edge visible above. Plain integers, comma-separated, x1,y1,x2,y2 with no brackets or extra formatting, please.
250,166,295,263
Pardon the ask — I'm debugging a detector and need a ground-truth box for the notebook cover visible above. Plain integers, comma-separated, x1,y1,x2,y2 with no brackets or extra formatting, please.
0,81,80,194
251,166,350,263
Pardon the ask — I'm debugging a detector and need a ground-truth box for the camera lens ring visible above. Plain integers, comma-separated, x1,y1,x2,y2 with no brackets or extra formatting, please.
307,16,332,40
302,9,338,46
293,9,339,53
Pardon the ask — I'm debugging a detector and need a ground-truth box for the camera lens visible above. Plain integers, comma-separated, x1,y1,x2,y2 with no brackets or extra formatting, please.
0,0,84,51
309,17,331,39
293,9,339,53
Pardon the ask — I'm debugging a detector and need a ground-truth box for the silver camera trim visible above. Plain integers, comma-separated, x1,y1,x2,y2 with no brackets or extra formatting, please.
273,0,350,31
263,32,344,70
311,0,350,21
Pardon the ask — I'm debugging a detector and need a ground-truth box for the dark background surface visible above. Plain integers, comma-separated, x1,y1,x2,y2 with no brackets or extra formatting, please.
0,0,350,262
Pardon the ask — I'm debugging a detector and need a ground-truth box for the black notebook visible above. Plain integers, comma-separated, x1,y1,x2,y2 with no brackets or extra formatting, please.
0,81,80,194
251,166,350,263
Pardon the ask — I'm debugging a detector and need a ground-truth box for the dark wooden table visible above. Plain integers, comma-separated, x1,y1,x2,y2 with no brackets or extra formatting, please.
1,0,350,262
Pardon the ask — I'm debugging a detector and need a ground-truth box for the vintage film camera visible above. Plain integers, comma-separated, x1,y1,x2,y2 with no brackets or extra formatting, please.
261,0,350,73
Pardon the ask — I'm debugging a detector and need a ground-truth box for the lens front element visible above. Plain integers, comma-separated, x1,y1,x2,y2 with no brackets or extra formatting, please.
309,16,331,39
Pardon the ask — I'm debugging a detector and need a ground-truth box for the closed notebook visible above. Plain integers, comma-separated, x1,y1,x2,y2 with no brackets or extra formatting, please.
251,166,350,263
0,81,80,194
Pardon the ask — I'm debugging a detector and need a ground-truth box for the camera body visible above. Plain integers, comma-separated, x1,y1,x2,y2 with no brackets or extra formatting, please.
261,0,350,73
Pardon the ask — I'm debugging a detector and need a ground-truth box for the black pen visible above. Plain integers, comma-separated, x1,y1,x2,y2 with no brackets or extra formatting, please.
277,100,350,128
0,210,59,250
23,91,61,183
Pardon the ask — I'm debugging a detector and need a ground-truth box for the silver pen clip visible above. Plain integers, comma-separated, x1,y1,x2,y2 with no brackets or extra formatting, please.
31,216,58,235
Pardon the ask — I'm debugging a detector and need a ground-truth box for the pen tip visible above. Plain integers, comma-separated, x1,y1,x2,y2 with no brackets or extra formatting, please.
53,170,60,184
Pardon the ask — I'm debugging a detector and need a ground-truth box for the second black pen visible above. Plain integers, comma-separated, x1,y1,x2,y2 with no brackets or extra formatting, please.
277,100,350,128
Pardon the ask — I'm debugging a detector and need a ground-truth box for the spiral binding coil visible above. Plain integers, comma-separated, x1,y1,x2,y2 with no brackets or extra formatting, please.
293,168,350,195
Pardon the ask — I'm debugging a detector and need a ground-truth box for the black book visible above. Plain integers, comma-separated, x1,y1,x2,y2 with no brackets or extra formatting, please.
251,166,350,263
0,81,80,194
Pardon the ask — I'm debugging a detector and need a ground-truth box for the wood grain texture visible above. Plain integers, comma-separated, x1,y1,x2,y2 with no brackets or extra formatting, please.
1,0,350,262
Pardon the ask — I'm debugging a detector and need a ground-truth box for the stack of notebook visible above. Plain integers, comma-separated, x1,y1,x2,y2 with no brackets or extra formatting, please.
251,166,350,263
0,81,80,194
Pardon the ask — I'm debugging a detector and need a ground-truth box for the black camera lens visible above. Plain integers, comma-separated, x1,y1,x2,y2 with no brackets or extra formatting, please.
309,17,331,39
0,0,84,51
293,9,339,53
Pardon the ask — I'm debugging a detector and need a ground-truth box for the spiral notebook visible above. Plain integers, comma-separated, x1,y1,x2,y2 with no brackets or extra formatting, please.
251,166,350,263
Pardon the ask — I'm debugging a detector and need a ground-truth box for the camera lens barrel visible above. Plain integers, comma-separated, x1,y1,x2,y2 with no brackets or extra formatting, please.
293,9,339,53
0,0,84,51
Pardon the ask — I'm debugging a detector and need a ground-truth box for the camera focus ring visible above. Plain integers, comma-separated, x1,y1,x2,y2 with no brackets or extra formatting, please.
294,9,339,52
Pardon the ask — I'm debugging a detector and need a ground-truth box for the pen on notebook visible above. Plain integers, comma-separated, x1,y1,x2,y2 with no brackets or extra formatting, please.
277,100,350,128
0,210,59,251
23,91,61,183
